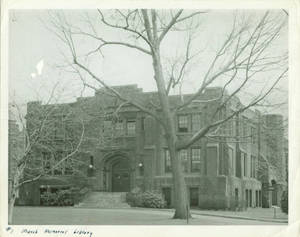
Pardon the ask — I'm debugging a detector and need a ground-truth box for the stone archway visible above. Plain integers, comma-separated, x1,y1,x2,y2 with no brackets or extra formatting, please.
102,152,131,192
111,158,130,192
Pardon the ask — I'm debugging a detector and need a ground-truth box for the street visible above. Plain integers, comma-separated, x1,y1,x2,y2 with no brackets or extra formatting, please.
12,207,286,225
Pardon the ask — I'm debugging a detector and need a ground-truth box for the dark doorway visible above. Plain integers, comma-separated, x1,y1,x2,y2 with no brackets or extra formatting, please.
255,190,258,207
112,158,130,192
189,187,199,207
245,189,249,207
271,180,278,205
259,190,262,207
234,188,239,208
162,187,171,207
249,189,252,207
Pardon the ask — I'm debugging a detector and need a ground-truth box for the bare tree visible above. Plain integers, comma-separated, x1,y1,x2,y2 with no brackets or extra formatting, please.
8,88,85,224
48,9,288,219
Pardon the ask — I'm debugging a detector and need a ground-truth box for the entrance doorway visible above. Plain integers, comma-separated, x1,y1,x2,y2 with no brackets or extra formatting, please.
111,158,130,192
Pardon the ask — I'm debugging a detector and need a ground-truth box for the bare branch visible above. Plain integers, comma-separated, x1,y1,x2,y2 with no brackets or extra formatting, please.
158,10,183,43
73,59,164,124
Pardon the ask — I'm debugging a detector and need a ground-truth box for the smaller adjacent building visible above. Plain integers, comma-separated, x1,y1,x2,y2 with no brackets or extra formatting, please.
15,85,288,210
8,108,25,203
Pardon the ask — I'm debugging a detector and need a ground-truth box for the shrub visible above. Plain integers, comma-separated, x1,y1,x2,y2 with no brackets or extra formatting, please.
280,190,288,214
40,191,58,206
40,189,74,206
126,192,143,207
126,189,165,208
140,191,166,208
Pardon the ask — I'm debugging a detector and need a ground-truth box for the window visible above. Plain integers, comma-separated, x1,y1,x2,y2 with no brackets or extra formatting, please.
242,118,247,137
191,148,201,172
165,149,171,173
241,152,247,177
53,116,65,140
141,117,145,131
218,147,225,175
180,149,188,172
251,127,257,144
64,158,73,175
228,147,235,176
178,115,188,132
103,120,113,134
127,120,136,135
251,156,256,178
42,151,75,176
42,152,51,173
115,121,124,136
228,119,235,136
250,155,253,178
191,114,201,132
54,152,63,175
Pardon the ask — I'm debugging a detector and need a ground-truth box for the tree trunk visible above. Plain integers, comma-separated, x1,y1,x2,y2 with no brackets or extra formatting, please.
151,48,190,219
8,192,16,224
168,140,190,219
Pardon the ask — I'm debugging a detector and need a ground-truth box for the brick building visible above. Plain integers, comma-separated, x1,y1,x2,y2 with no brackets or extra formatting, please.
18,85,287,209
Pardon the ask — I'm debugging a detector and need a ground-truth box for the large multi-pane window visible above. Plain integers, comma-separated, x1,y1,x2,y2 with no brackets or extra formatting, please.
178,115,188,132
42,151,74,176
191,148,201,172
191,114,201,132
164,149,171,173
180,149,188,172
127,120,136,135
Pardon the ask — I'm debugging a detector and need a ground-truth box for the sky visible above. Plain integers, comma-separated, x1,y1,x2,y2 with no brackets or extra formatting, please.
8,9,288,117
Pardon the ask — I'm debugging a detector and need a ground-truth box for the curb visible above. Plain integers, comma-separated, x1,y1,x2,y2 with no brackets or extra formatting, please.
190,211,288,223
131,207,288,223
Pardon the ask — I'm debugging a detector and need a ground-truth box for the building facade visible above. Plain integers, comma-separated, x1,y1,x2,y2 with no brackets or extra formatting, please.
18,85,287,209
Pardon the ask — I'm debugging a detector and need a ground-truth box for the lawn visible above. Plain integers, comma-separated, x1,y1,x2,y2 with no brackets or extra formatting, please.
12,207,285,225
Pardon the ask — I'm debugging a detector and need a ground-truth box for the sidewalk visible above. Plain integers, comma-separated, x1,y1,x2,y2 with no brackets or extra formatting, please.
190,207,288,223
134,207,288,223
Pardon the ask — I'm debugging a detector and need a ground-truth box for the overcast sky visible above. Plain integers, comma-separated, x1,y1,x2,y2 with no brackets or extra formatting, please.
8,9,288,117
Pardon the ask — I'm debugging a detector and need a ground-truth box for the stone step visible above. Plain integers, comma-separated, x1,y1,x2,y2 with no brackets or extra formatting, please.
75,192,130,209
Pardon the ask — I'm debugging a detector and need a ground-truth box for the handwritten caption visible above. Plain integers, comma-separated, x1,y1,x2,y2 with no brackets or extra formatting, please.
6,227,93,237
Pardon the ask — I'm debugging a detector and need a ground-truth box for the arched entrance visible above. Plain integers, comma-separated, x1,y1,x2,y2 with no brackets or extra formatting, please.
111,158,130,192
102,154,131,192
